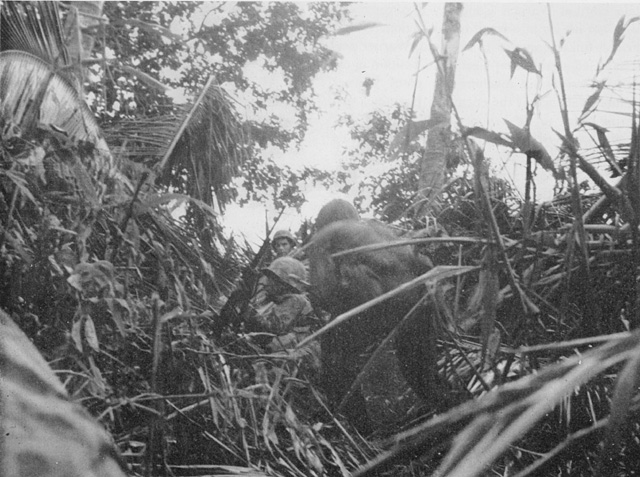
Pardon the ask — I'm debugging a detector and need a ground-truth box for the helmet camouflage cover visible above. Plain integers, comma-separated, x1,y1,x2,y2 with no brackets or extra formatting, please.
262,257,307,292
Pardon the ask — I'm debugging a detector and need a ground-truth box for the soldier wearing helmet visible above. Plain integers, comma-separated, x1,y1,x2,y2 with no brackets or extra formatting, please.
262,256,307,297
248,257,322,364
271,230,297,258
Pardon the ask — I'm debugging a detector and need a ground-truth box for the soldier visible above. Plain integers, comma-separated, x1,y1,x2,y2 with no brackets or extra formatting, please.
249,257,322,362
271,230,297,258
308,219,438,432
314,198,360,233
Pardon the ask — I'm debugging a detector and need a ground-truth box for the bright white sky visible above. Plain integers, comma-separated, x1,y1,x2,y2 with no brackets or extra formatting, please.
223,1,640,246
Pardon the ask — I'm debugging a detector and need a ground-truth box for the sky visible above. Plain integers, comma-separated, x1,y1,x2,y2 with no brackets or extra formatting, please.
222,2,640,246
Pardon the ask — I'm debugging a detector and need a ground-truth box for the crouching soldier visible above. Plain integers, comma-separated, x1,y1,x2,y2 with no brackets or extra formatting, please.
248,257,322,369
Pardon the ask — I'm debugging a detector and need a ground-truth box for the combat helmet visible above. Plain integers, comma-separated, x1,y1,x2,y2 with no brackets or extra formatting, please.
271,230,297,249
262,257,307,293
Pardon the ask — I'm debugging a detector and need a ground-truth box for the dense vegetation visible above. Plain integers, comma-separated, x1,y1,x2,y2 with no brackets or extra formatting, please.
3,2,640,476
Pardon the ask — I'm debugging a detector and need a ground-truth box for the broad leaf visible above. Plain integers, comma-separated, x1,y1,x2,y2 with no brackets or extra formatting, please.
388,118,443,161
409,30,424,57
463,27,510,51
583,122,622,177
84,315,100,352
104,298,127,337
334,22,382,36
504,120,561,179
464,126,514,149
2,169,37,206
580,82,606,121
600,15,640,72
71,316,84,352
505,47,541,77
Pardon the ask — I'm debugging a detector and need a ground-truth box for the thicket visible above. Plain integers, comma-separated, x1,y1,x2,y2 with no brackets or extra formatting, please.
3,2,640,477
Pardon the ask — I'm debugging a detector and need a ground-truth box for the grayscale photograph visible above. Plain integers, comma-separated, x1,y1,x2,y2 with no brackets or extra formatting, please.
2,2,640,475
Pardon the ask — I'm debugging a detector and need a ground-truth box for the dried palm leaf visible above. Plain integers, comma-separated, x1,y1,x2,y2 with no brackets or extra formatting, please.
105,77,247,210
157,76,246,209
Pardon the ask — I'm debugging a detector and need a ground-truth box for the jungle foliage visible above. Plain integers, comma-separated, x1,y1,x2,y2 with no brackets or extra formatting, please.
4,2,640,477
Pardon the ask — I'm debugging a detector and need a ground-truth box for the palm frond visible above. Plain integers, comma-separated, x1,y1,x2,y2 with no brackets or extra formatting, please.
104,114,183,158
0,1,80,86
0,1,68,63
0,50,102,143
0,50,117,191
157,76,247,209
103,78,247,210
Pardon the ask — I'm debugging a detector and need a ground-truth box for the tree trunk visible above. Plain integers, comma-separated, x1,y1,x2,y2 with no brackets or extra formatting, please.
65,1,104,61
63,1,105,91
419,3,463,205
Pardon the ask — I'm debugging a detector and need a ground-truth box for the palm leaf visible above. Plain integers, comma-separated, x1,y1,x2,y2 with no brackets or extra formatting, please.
0,51,102,143
157,76,246,209
103,115,183,158
0,50,115,186
104,77,247,210
0,1,81,87
0,2,68,63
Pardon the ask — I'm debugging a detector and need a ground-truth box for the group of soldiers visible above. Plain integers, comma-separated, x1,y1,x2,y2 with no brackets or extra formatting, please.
245,198,362,366
1,198,441,475
247,229,321,365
